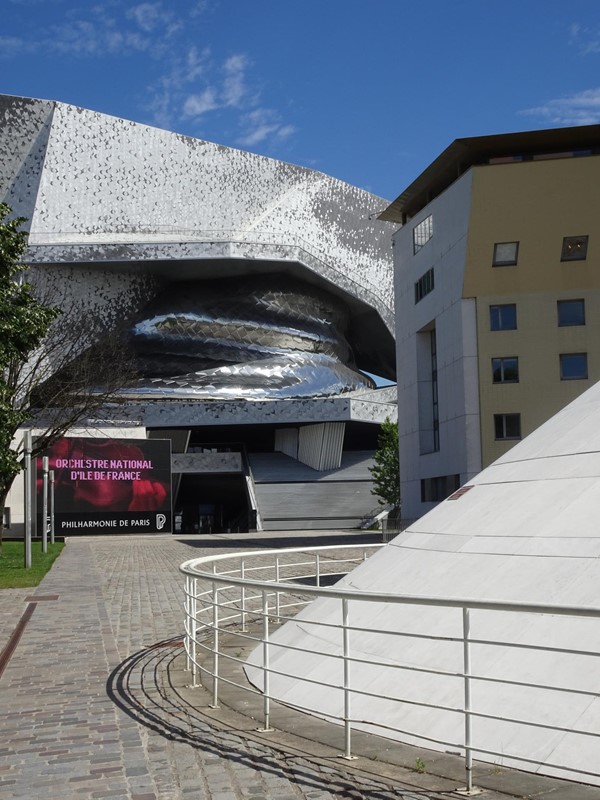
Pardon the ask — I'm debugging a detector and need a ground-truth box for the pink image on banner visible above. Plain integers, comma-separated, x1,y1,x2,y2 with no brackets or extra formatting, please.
39,438,170,513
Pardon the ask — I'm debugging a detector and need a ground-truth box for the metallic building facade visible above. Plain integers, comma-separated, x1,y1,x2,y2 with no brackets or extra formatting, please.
1,94,397,530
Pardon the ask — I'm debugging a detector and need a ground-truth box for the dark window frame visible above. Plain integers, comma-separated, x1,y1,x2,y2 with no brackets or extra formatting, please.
414,267,435,304
490,303,517,331
421,473,460,503
492,241,519,267
560,352,588,381
561,235,588,262
557,299,585,327
492,356,519,384
494,413,521,441
413,214,433,255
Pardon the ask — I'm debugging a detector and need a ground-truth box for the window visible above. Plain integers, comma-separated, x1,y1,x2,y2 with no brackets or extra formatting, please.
490,304,517,331
494,413,521,440
413,215,433,254
421,474,460,503
417,327,439,454
493,241,519,266
560,353,588,380
430,330,439,452
414,268,434,303
492,357,519,383
561,235,588,261
557,299,585,326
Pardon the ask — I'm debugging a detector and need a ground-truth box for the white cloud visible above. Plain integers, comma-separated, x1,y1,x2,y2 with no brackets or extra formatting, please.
237,108,296,147
222,53,249,107
522,88,600,126
182,88,219,117
0,35,31,58
145,45,210,129
185,46,207,83
176,52,254,121
568,21,600,54
47,9,156,57
127,2,181,37
128,2,163,31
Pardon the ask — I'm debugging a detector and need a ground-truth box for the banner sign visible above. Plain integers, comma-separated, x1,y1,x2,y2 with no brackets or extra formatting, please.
37,437,172,534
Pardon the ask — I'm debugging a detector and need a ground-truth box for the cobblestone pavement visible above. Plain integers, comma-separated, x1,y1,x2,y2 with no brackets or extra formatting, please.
1,534,597,800
0,535,453,800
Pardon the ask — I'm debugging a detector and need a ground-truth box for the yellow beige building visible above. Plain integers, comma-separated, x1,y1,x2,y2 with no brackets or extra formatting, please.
382,125,600,521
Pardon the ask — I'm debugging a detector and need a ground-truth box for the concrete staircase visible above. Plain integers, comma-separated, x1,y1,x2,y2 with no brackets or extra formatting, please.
248,451,376,530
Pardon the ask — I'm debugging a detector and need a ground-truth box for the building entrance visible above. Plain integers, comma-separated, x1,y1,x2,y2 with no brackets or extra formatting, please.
174,474,252,534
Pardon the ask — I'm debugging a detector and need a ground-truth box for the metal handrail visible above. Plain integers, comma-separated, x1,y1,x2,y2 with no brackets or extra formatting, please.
180,544,600,794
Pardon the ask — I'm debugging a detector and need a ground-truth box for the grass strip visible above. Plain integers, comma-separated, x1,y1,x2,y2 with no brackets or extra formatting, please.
0,541,65,589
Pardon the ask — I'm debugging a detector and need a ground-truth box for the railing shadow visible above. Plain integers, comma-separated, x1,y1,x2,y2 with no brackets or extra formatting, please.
105,637,428,800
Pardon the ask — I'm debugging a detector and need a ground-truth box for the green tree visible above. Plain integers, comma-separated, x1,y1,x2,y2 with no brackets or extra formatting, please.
0,204,134,553
0,204,60,552
369,417,400,509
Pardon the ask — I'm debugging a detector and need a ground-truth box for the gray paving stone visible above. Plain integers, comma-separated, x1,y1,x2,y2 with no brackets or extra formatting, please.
2,533,599,800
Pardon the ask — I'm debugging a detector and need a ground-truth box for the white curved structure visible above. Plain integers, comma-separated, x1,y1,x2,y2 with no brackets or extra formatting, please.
252,380,600,783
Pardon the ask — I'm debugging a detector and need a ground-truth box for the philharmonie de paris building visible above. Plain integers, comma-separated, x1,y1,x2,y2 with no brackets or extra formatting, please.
1,94,397,536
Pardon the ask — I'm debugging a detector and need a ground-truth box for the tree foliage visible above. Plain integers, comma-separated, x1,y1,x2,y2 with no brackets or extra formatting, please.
0,204,60,546
0,204,135,550
369,417,400,509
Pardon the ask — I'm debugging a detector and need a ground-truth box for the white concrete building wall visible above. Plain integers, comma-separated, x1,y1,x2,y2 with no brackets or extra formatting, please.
394,172,480,521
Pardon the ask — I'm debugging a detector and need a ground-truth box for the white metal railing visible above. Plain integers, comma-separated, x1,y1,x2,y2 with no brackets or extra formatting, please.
180,545,600,794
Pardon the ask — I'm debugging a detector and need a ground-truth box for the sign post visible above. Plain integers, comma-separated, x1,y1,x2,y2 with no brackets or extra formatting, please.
49,469,55,544
23,430,32,568
42,456,49,553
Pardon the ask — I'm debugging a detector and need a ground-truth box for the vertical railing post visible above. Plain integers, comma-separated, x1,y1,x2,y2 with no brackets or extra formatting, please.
211,565,219,707
462,607,473,793
275,557,281,621
41,457,49,554
260,589,273,731
240,558,247,631
191,577,199,686
341,597,356,759
184,574,191,672
315,553,321,587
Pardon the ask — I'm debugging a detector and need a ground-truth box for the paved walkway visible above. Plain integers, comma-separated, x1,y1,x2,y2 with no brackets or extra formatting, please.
1,533,599,800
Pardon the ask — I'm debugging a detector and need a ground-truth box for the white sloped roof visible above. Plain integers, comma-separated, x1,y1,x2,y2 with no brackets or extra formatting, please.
247,380,600,784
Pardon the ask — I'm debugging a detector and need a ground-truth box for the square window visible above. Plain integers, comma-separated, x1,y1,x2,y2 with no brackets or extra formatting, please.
490,304,517,331
493,241,519,266
494,413,521,440
413,215,433,254
557,299,585,326
492,357,519,383
560,353,588,380
561,235,588,261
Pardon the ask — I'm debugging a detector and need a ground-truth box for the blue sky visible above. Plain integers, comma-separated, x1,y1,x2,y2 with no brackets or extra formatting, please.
3,0,600,201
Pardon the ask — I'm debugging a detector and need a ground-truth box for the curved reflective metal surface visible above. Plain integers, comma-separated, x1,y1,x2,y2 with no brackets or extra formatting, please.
127,276,374,398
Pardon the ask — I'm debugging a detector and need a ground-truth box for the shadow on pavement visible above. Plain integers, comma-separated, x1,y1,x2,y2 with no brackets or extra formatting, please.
105,638,434,800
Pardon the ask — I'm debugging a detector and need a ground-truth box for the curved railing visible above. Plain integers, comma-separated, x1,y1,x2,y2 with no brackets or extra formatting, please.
180,545,600,793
